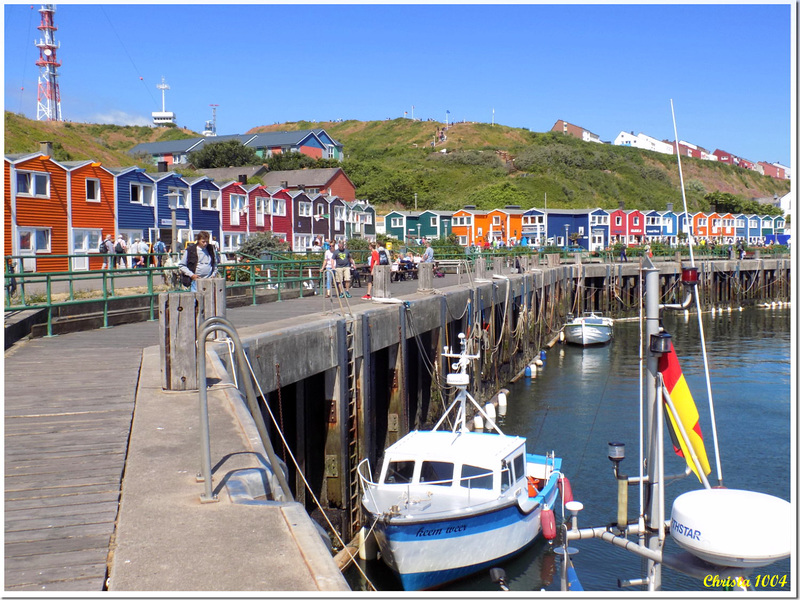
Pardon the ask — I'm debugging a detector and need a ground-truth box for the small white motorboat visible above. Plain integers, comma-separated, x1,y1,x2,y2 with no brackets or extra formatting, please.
563,312,613,346
358,334,567,591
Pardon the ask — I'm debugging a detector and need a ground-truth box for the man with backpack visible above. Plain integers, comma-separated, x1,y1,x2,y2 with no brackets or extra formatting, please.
153,238,167,267
99,234,113,269
114,235,127,268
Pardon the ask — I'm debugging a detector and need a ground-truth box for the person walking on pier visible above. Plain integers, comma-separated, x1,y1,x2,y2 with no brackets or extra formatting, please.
178,231,218,292
321,243,335,298
363,241,380,300
332,240,354,298
114,234,127,269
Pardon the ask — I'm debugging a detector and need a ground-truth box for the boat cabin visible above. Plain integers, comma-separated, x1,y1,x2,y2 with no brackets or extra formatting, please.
377,430,529,496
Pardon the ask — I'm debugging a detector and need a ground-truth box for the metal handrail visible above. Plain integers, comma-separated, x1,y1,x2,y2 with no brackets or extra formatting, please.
196,315,293,504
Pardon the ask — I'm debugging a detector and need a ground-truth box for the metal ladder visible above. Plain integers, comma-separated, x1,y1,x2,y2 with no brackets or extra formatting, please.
344,316,361,538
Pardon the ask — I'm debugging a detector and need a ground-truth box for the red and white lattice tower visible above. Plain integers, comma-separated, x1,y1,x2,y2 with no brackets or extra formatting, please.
35,4,62,122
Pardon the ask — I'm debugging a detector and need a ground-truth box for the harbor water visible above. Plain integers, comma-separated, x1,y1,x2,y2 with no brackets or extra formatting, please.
346,305,792,593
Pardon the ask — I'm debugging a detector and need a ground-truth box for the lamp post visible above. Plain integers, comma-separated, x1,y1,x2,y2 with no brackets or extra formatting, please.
565,224,570,249
165,191,181,255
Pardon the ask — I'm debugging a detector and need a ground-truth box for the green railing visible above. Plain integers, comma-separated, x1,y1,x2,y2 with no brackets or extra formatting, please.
4,251,322,336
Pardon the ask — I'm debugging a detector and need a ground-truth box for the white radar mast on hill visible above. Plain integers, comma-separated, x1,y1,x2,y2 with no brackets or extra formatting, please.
152,76,176,126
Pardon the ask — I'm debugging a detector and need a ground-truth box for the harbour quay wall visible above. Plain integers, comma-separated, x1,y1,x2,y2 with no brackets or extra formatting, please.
212,256,789,545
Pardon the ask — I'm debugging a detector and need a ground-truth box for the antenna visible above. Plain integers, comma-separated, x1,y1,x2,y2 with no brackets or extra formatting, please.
35,4,62,121
156,76,170,112
152,76,176,126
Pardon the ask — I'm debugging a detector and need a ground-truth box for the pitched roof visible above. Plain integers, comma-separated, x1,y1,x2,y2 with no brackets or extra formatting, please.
260,167,348,188
198,165,269,182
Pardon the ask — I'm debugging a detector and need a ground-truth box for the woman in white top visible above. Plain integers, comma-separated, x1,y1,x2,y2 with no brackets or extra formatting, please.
321,246,335,297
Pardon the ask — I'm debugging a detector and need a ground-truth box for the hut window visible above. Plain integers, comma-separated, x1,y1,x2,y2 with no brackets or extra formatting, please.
86,179,101,202
16,171,49,198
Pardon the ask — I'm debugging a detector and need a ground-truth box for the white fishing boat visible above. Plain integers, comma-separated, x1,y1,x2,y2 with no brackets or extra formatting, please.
357,334,567,591
563,312,613,346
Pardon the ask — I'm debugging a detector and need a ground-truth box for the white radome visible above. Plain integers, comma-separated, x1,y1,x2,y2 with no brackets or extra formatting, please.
670,488,791,568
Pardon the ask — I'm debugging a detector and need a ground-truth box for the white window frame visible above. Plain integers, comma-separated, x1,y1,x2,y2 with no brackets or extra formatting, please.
131,182,154,206
272,198,286,216
223,232,244,251
298,201,313,217
200,189,219,211
16,170,50,198
168,186,188,209
18,227,52,253
458,235,468,245
390,217,403,228
86,178,101,203
256,197,267,227
363,213,373,225
316,203,326,216
334,206,345,223
294,233,313,251
230,194,246,226
430,215,439,228
492,216,502,226
615,216,622,226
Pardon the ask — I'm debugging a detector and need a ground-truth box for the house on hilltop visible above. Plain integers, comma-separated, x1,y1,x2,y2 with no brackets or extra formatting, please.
128,129,343,167
551,120,603,144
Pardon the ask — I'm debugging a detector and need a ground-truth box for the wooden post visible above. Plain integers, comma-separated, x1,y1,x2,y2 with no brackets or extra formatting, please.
373,265,391,298
417,263,433,290
196,278,226,339
159,292,204,391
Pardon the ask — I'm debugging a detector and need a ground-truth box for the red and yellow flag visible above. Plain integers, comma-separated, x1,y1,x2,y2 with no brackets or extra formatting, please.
658,346,711,482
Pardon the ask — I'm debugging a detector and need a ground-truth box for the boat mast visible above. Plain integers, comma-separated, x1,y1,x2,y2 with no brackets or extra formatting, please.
643,261,664,590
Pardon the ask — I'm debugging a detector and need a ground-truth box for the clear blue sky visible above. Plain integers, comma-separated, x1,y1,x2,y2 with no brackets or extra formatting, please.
3,2,794,166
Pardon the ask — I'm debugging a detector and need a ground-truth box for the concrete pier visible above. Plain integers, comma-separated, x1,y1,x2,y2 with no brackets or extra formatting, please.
3,258,790,592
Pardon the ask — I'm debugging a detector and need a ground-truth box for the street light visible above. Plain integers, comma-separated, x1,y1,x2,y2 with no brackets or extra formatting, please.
565,224,570,249
165,191,182,255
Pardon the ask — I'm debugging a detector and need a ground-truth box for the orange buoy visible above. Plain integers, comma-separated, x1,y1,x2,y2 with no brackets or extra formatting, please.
527,476,540,497
558,476,574,504
541,506,556,540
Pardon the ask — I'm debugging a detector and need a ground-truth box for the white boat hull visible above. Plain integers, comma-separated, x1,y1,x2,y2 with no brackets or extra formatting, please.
365,462,560,590
564,322,612,346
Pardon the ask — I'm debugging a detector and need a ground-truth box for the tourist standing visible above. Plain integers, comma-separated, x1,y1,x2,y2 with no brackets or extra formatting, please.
321,243,335,298
114,234,127,268
332,240,354,298
153,238,166,267
362,241,380,300
178,231,218,292
422,240,434,263
99,234,113,269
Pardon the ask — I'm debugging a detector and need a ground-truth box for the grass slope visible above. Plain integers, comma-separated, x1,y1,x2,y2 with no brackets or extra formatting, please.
4,112,789,212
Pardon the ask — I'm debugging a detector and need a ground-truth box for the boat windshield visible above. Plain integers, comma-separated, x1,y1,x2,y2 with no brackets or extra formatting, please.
419,461,454,486
384,460,415,484
460,465,493,490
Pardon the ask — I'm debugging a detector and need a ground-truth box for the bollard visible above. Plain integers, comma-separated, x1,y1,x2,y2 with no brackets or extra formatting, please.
492,257,505,275
417,263,434,290
573,252,582,265
159,291,204,391
373,265,391,298
546,253,561,267
475,257,487,280
196,277,226,339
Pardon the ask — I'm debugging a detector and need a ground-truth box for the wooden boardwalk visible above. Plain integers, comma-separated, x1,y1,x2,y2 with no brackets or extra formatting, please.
3,276,449,591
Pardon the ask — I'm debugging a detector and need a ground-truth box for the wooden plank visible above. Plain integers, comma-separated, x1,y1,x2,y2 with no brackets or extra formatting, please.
5,533,112,557
4,490,120,511
4,547,109,577
4,563,106,590
5,506,119,531
5,521,115,543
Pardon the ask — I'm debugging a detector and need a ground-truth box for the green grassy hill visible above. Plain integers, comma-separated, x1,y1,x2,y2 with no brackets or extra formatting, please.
5,111,789,213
